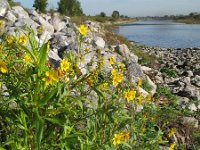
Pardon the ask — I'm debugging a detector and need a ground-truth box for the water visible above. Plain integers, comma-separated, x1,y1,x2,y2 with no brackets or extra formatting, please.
115,20,200,48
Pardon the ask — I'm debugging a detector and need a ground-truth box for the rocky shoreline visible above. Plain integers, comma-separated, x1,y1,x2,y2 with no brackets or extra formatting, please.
140,46,200,111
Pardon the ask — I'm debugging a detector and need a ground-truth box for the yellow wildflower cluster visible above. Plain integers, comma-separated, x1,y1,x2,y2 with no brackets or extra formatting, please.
23,54,32,63
18,34,27,45
99,82,109,91
0,59,8,73
0,20,4,29
124,89,136,102
169,143,176,150
112,132,130,145
137,78,142,88
78,24,87,35
0,43,4,51
109,56,114,65
42,70,59,87
60,59,70,72
168,128,176,138
137,93,144,105
5,35,14,44
111,68,123,86
98,55,104,69
118,62,126,71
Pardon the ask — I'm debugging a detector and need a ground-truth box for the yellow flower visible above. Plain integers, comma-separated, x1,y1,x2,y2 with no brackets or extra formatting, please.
84,48,90,53
5,35,14,44
118,62,126,70
42,70,59,87
137,78,142,87
18,34,27,44
86,78,94,86
137,93,144,105
98,56,104,69
78,24,87,35
112,134,122,145
99,82,109,90
37,26,43,35
109,56,114,65
111,68,117,76
0,43,4,51
23,54,32,63
60,59,70,72
112,73,123,86
0,20,4,29
168,128,176,138
124,89,136,102
146,94,151,102
169,143,176,150
0,60,8,73
122,133,130,142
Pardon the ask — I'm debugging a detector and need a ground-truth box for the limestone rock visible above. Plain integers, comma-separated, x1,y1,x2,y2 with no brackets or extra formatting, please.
146,75,157,95
6,10,17,22
188,103,197,112
93,37,105,48
50,13,66,32
11,6,29,19
0,0,9,17
182,117,199,128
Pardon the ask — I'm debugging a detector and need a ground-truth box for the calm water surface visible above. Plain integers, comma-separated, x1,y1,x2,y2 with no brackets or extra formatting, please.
116,20,200,48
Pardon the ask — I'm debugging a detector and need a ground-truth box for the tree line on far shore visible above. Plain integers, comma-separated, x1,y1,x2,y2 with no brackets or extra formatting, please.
8,0,129,19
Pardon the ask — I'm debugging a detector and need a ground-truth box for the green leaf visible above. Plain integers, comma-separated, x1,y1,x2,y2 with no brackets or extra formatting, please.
121,141,132,149
34,112,44,150
38,42,49,72
39,87,58,106
91,87,105,99
44,117,63,126
0,147,6,150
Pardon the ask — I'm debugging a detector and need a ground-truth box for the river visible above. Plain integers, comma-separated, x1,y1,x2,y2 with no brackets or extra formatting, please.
115,20,200,48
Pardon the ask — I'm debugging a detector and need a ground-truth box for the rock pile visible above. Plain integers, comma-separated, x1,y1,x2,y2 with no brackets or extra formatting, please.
142,46,200,112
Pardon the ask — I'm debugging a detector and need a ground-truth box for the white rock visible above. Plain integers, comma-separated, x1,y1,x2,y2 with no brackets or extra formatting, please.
137,87,149,97
188,103,197,112
141,66,153,73
29,10,54,35
186,71,193,77
6,10,17,22
197,103,200,109
93,37,105,48
39,30,52,43
48,50,61,61
177,97,189,106
155,75,164,84
50,13,66,32
183,117,199,128
146,75,157,95
0,0,9,17
11,6,29,19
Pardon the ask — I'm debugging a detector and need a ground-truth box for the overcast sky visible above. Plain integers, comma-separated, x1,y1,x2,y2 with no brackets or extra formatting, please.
15,0,200,17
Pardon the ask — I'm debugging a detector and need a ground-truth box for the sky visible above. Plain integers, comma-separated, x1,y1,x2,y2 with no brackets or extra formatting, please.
15,0,200,17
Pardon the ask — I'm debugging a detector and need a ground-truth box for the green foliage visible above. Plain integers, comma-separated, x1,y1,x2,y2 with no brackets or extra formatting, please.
0,26,170,149
99,12,106,18
58,0,83,16
141,77,153,93
112,11,120,19
33,0,48,13
7,0,15,6
155,85,178,103
160,67,177,78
